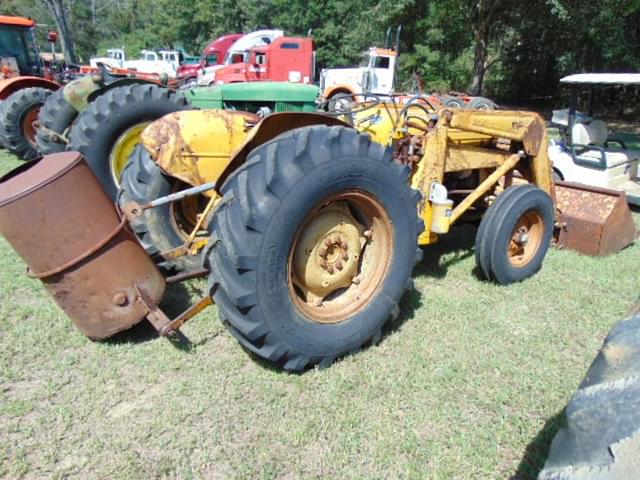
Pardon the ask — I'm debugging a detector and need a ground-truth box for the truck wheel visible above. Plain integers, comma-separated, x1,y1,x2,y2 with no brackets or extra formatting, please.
118,145,205,273
466,96,496,110
35,89,78,155
475,184,553,284
206,125,423,371
441,95,465,108
1,87,52,160
327,92,355,112
68,83,187,200
539,312,640,480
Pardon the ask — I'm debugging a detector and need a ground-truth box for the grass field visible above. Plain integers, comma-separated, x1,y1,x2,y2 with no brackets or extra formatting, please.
0,149,638,479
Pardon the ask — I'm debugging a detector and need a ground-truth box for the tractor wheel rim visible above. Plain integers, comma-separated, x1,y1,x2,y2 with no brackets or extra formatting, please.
288,190,393,324
169,181,209,240
109,122,150,187
22,108,40,146
508,210,544,267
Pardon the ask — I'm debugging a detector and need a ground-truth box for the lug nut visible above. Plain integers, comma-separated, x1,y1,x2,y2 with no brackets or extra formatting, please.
318,247,328,259
336,261,343,271
342,252,349,261
327,265,335,274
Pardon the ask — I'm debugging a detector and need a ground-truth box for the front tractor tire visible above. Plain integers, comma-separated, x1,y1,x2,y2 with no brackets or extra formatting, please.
1,87,53,160
475,184,554,284
35,88,78,155
206,125,423,371
68,83,187,200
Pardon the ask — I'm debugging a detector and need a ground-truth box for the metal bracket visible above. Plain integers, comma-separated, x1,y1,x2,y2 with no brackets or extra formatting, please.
135,285,214,337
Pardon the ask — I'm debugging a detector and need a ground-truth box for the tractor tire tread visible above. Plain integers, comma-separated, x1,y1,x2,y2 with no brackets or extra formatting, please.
206,125,422,371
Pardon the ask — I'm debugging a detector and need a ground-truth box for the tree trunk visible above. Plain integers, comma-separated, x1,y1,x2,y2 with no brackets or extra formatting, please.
41,0,77,64
469,25,489,96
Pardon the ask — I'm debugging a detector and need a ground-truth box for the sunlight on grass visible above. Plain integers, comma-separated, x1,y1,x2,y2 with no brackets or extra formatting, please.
0,148,638,478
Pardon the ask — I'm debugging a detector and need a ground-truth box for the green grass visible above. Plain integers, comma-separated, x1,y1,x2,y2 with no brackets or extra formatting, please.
0,149,638,479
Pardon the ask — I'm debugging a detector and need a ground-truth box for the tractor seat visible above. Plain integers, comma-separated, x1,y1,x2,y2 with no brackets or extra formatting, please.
572,120,639,168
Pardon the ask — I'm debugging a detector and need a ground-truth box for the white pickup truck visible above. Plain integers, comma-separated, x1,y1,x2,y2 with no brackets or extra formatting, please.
90,49,182,78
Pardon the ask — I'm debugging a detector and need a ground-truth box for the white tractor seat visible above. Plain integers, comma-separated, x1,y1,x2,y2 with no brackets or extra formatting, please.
572,120,639,167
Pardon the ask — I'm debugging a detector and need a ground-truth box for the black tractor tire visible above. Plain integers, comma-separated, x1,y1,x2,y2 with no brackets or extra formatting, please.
118,145,204,274
0,101,7,148
0,87,52,160
206,125,423,371
466,96,497,110
441,94,465,109
35,88,78,155
539,311,640,480
475,184,553,284
68,83,187,200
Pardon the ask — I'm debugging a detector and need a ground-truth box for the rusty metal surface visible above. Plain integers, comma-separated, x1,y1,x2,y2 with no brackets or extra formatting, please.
62,75,101,112
554,180,638,256
141,109,259,189
221,112,350,187
0,152,166,339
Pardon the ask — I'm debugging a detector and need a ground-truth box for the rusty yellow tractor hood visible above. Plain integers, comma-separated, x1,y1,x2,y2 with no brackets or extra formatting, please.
140,109,260,189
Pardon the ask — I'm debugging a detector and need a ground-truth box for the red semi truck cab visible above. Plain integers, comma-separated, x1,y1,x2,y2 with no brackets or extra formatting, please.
213,37,314,85
176,33,243,82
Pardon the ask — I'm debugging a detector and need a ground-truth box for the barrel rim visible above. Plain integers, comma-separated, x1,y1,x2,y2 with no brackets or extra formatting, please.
0,152,84,208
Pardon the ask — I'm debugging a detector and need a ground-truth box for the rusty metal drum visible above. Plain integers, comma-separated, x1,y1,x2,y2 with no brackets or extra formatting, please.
0,152,166,339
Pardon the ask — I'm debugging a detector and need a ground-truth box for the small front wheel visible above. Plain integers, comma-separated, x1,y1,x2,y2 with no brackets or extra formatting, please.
475,184,554,284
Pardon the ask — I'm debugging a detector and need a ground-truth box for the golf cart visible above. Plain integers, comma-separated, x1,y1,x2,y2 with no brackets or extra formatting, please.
548,73,640,205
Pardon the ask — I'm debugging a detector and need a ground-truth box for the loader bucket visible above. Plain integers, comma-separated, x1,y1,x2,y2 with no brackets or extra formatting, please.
554,180,638,256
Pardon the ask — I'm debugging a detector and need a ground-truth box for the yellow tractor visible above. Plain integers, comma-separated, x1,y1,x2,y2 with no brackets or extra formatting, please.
114,98,564,370
1,97,635,371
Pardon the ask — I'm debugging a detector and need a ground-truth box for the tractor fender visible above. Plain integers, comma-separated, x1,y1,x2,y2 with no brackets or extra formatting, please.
86,77,166,104
219,112,351,187
0,76,59,100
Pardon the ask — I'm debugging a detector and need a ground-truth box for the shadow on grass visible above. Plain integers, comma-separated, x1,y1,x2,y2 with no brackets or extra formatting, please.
413,223,478,280
104,282,197,349
511,409,565,480
247,259,427,375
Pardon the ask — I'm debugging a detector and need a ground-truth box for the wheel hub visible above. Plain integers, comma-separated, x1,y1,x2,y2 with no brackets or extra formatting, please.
292,203,366,303
508,211,543,267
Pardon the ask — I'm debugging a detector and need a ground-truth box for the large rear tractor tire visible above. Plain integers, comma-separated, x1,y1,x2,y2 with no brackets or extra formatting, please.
475,184,553,284
118,145,206,274
68,83,187,200
539,311,640,479
0,87,53,160
35,88,78,155
206,125,423,371
0,101,7,148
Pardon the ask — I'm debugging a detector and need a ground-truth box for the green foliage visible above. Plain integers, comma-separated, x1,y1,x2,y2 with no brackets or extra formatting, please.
5,0,640,100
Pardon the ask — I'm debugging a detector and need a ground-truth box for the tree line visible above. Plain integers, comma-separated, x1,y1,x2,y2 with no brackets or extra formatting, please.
4,0,640,102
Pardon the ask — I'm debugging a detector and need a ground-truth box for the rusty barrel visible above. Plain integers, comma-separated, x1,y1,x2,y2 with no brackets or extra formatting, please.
0,152,166,339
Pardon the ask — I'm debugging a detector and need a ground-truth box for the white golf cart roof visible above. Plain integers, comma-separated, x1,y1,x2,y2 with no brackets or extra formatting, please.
560,73,640,85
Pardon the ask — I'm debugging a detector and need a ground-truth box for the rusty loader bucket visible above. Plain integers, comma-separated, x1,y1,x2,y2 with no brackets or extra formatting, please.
0,152,166,339
554,180,638,256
